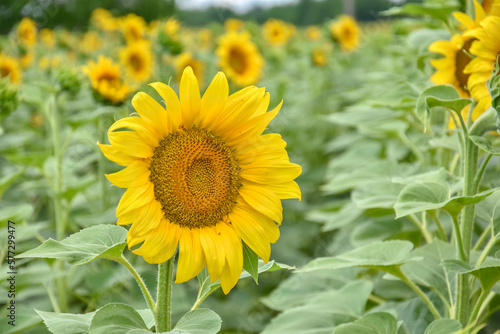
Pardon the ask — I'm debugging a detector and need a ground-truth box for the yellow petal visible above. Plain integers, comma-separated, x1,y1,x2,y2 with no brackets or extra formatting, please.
127,200,164,239
216,223,243,294
134,218,181,263
241,161,302,184
199,226,226,283
239,183,283,224
179,66,201,128
116,182,155,216
149,82,182,132
108,131,154,158
105,160,150,188
109,116,159,148
176,228,206,283
131,92,170,139
197,72,229,128
98,142,138,167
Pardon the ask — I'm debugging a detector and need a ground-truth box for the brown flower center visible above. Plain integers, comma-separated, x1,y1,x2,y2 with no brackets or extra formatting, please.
455,38,475,91
129,52,143,71
229,47,247,74
149,127,241,229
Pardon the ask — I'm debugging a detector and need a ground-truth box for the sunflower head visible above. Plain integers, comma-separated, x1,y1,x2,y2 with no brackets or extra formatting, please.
17,17,37,47
0,54,22,84
99,67,301,293
81,31,103,54
311,47,329,67
305,26,322,41
199,28,213,50
175,52,204,85
262,19,291,46
164,18,181,40
330,15,361,52
216,31,264,87
91,8,118,32
120,13,147,43
82,55,132,104
39,28,56,49
224,18,244,32
120,40,154,83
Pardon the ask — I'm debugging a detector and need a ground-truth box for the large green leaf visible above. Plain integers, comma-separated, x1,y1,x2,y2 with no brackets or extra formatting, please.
469,135,500,155
18,225,128,265
88,304,150,334
172,309,221,334
476,190,500,234
442,256,500,291
332,312,398,334
301,240,421,276
381,3,459,23
423,318,461,334
36,310,95,334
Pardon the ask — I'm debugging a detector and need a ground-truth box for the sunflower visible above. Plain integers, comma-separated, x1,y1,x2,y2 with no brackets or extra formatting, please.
39,56,61,70
305,26,321,41
217,31,264,86
164,18,180,40
464,16,500,117
91,8,118,32
120,13,147,43
199,28,213,50
311,47,328,67
82,56,132,104
120,40,154,83
81,31,103,54
330,15,361,52
262,19,291,46
99,67,301,293
19,51,34,69
39,28,56,49
17,17,37,47
0,54,22,84
224,18,244,32
482,0,500,16
175,52,204,85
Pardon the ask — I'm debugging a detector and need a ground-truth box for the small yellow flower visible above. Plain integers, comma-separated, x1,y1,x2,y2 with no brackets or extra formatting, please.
311,47,328,67
81,31,103,54
224,18,244,32
17,17,37,47
175,52,204,85
99,67,301,293
0,54,22,84
262,19,291,46
19,52,34,69
164,18,180,40
305,26,321,41
82,56,133,104
91,8,118,32
120,40,154,83
39,56,61,70
120,13,147,43
199,28,213,50
217,31,264,86
39,28,56,49
330,15,361,51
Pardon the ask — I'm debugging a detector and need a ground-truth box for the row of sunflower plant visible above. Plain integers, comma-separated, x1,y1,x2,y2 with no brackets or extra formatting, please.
2,0,500,333
0,7,362,334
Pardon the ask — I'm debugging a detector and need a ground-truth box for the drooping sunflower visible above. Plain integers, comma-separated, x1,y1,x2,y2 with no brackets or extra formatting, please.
0,54,22,84
330,15,361,52
175,52,204,85
82,56,133,104
217,31,264,86
120,40,154,83
464,15,500,116
262,19,291,46
120,13,147,43
305,26,321,41
99,67,301,293
17,17,37,47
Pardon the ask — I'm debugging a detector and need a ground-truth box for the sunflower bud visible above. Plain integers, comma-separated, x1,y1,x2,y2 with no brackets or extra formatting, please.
54,66,81,95
0,79,19,116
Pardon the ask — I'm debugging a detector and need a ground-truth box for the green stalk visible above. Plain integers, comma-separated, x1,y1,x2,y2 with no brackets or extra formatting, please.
156,258,175,332
97,118,108,210
456,137,479,326
397,270,441,319
116,255,157,324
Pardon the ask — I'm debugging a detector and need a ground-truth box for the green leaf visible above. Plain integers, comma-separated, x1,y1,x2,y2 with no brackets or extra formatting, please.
18,225,127,265
172,309,221,334
332,312,398,334
469,135,500,155
394,182,494,218
307,201,363,232
0,168,25,200
0,204,34,223
476,190,500,234
301,240,421,276
352,180,404,209
66,106,118,127
88,303,149,334
381,3,459,23
415,85,471,129
242,243,259,283
424,318,461,334
442,257,500,291
36,310,94,334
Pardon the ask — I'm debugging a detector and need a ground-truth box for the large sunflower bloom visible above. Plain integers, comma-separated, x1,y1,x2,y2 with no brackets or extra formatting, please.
216,31,264,87
175,52,204,85
99,67,301,293
330,15,361,52
82,56,133,104
464,16,500,116
262,19,291,46
120,13,147,43
0,54,22,84
120,40,154,83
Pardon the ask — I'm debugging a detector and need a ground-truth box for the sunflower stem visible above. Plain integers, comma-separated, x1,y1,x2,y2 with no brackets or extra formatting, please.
156,257,175,332
97,117,108,210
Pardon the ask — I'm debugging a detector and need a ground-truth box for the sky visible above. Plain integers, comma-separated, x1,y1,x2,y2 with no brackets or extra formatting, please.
176,0,300,14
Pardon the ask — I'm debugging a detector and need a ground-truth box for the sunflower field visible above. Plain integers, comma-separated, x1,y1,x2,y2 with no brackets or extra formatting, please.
2,0,500,333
